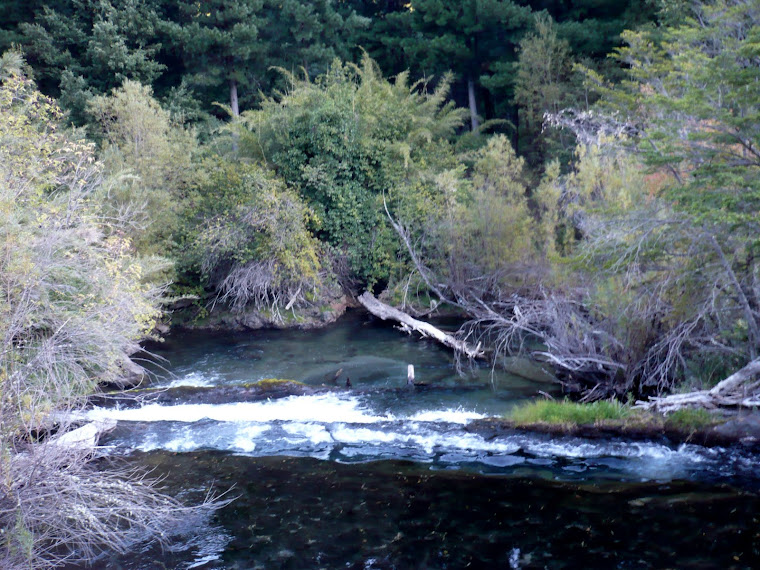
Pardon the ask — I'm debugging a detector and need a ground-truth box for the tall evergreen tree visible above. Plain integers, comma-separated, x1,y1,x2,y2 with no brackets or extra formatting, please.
0,0,45,52
513,13,579,166
387,0,533,131
168,0,264,117
263,0,367,76
20,0,165,123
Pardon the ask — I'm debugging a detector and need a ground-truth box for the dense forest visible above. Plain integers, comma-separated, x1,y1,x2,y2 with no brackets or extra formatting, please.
2,0,760,567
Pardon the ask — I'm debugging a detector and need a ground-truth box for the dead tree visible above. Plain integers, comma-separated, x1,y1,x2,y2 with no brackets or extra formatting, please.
637,358,760,412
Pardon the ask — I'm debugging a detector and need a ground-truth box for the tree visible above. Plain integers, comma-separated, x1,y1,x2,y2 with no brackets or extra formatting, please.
88,79,197,257
513,13,580,167
168,0,264,117
602,0,760,398
235,55,467,289
20,0,165,123
389,134,539,310
388,0,533,132
605,0,760,359
494,0,760,400
0,54,216,569
0,0,44,52
259,0,368,87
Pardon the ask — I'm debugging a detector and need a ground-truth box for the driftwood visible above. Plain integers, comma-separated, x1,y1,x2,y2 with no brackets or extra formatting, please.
637,358,760,412
50,418,118,450
358,292,485,360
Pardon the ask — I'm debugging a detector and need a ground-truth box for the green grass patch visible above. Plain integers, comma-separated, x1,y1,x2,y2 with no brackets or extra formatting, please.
509,398,632,426
664,408,720,432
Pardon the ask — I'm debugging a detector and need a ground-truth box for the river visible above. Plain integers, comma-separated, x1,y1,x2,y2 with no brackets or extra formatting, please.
81,311,760,568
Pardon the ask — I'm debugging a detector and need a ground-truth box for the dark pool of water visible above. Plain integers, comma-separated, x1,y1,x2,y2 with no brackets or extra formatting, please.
97,452,760,569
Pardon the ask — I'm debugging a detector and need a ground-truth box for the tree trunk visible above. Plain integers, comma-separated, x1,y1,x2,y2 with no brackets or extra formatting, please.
230,78,240,117
637,358,760,411
468,76,480,132
513,107,520,152
358,292,484,360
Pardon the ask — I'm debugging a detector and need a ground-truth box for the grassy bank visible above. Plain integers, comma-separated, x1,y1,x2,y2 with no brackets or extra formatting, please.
510,399,631,426
507,399,721,433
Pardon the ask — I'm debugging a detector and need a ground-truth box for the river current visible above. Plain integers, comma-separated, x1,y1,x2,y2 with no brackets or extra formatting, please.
81,311,760,568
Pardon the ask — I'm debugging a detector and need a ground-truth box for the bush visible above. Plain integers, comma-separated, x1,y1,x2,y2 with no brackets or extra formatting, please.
88,80,197,258
0,55,215,569
180,159,327,311
234,55,466,289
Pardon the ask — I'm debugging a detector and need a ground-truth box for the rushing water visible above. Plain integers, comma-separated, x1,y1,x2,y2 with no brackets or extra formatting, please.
83,311,760,568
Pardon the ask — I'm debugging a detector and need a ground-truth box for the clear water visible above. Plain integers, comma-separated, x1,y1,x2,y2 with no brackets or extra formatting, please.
81,311,760,568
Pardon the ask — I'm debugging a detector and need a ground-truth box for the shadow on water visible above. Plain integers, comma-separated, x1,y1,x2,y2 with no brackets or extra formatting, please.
96,452,760,570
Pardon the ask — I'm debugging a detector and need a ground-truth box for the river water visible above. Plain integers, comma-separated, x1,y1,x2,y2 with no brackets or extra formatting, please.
84,311,760,568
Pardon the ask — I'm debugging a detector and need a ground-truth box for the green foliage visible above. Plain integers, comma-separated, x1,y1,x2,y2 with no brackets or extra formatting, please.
0,0,44,52
0,58,162,439
444,135,536,287
180,158,325,310
611,0,760,235
0,57,176,567
236,55,466,289
513,13,583,167
20,0,166,123
389,132,559,307
88,80,197,258
509,398,632,425
573,0,760,384
382,0,533,129
168,0,263,115
258,0,369,91
664,408,719,432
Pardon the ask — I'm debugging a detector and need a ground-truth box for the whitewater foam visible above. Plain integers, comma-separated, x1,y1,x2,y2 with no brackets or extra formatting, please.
88,393,390,424
408,408,486,423
166,371,219,388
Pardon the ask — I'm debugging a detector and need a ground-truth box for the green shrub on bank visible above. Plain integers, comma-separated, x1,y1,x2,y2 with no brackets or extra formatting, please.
234,54,466,289
509,399,631,426
179,159,327,311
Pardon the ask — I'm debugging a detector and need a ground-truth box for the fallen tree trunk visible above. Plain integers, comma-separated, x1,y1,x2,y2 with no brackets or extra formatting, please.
358,292,485,360
636,358,760,412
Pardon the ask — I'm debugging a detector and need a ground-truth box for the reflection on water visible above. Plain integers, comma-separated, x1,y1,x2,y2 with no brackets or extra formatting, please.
141,310,553,410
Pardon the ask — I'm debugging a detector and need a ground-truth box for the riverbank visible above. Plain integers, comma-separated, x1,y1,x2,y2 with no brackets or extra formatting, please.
167,285,352,332
469,399,760,450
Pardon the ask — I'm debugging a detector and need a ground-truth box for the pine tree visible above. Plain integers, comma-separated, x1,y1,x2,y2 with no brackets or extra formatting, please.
169,0,264,116
20,0,165,123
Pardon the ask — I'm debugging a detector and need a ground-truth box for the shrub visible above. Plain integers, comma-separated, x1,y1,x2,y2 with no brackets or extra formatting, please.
180,159,327,311
235,54,466,289
0,55,216,569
